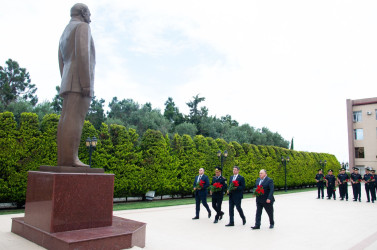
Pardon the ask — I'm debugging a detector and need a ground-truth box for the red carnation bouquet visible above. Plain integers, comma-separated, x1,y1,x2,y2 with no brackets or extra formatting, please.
228,180,239,193
368,176,375,183
210,182,223,193
253,185,265,197
355,178,362,184
195,180,205,190
343,179,349,184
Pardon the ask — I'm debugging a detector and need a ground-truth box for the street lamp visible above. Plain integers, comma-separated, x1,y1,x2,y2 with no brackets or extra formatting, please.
86,136,97,168
217,150,228,168
281,156,290,192
341,162,349,170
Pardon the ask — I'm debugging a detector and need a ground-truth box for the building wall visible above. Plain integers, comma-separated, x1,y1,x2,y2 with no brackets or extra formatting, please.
347,97,377,174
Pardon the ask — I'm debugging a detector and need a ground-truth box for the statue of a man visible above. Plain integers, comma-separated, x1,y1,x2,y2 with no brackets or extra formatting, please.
57,3,95,167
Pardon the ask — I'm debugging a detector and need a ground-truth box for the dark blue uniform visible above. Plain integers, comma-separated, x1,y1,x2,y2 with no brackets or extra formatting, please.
315,173,325,199
337,173,349,200
211,175,227,221
363,173,375,202
325,174,336,200
350,172,362,201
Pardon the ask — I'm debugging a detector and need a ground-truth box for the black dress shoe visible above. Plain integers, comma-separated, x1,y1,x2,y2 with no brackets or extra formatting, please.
208,212,211,218
225,223,234,227
192,217,199,220
214,219,218,224
269,225,274,229
242,218,246,225
219,212,224,220
316,197,320,199
322,197,324,199
251,226,260,230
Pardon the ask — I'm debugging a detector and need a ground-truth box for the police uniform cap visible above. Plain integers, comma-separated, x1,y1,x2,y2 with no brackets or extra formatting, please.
353,167,359,171
215,167,222,171
372,170,376,173
340,168,346,171
328,169,333,172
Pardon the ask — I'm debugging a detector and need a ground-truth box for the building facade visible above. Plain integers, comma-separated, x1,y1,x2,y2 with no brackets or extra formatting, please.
346,97,377,175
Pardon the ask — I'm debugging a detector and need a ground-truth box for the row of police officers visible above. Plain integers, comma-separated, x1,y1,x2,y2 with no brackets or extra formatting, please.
315,167,376,202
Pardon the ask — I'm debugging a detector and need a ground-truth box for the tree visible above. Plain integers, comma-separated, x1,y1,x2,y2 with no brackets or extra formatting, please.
51,86,63,114
290,138,294,150
163,97,184,126
186,94,207,132
86,96,106,130
0,59,38,108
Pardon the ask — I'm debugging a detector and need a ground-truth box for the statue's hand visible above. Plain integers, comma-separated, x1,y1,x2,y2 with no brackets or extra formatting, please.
82,87,91,97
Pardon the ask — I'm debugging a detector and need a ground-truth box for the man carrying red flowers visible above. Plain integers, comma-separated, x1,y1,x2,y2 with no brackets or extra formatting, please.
225,166,246,227
192,168,211,220
210,167,227,224
251,169,275,230
337,167,349,201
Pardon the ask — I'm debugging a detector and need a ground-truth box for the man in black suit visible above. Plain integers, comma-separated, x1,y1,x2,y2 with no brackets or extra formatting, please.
251,169,275,229
210,167,227,223
225,166,246,226
192,168,211,219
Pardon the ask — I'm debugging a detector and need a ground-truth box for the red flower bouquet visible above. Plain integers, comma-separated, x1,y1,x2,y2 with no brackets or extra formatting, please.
343,179,349,184
195,180,205,190
210,182,223,193
253,185,265,197
368,176,375,183
228,180,239,193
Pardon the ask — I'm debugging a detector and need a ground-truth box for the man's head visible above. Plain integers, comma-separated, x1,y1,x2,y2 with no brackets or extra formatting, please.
215,167,222,177
71,3,91,24
233,166,240,175
199,168,204,175
318,169,323,174
328,169,333,175
366,168,370,174
340,168,346,174
259,169,267,179
353,167,359,173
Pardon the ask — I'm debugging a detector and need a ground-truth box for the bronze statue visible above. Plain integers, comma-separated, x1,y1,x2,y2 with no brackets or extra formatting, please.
57,3,95,167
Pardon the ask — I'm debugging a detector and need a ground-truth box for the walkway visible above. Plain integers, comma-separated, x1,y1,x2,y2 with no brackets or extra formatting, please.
1,190,376,250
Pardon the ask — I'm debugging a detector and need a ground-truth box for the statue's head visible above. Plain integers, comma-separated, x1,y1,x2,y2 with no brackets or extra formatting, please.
70,3,91,24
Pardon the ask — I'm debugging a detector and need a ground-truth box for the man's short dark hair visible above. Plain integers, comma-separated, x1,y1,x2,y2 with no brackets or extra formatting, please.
233,166,240,170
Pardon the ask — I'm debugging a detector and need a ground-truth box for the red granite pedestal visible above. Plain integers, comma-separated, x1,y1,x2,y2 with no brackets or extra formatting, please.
11,170,146,249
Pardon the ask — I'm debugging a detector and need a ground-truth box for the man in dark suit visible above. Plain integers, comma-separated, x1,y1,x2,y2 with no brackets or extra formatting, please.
192,168,211,219
225,166,246,226
210,167,227,223
57,3,96,167
251,169,275,229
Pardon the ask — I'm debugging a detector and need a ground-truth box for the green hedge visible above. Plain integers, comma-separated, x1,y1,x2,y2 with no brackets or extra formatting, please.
0,112,340,205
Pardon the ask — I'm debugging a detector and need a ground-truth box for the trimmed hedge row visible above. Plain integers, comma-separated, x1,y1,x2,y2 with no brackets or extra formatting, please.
0,112,340,205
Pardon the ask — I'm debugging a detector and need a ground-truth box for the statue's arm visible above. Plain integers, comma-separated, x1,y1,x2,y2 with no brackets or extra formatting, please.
58,48,64,77
75,22,91,96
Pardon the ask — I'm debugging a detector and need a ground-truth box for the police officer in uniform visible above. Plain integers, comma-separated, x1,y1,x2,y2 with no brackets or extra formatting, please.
337,168,349,201
363,167,374,203
325,169,336,200
350,167,362,202
210,167,227,223
370,169,377,200
315,169,325,199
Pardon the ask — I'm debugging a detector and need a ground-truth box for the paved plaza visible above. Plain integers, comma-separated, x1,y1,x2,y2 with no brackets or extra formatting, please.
1,189,376,250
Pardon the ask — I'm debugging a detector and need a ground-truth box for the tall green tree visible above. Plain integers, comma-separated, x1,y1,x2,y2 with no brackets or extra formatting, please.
163,97,184,126
86,96,106,130
51,86,63,114
0,59,38,108
186,94,207,131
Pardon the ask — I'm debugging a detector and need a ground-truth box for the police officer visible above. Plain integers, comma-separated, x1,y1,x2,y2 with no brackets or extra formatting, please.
315,169,325,199
350,167,362,202
337,168,349,201
370,169,376,202
210,167,227,223
363,167,374,203
325,169,336,200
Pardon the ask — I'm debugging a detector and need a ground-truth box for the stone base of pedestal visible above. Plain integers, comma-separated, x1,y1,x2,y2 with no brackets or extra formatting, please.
12,216,146,250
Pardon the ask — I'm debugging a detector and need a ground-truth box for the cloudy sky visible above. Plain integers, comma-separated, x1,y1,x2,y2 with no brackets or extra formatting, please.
1,0,377,163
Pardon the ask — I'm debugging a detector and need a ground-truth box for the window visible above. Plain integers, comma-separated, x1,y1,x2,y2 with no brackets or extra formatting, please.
354,129,363,140
353,111,362,122
355,147,365,158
